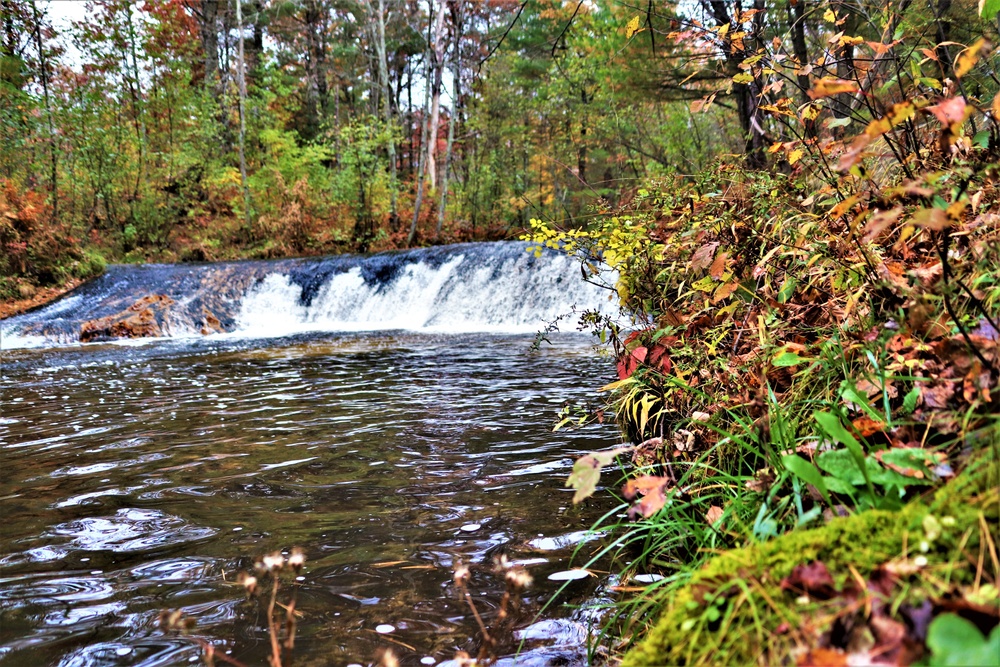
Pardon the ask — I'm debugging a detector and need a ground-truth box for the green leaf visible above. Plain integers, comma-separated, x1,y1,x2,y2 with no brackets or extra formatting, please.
828,117,852,128
840,379,883,422
782,455,834,507
815,411,874,495
773,351,809,367
980,0,1000,18
926,613,1000,666
877,448,937,485
902,386,920,414
777,276,797,303
817,448,866,485
566,447,632,503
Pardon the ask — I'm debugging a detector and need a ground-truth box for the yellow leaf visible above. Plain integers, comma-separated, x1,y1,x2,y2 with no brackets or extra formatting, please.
788,149,804,165
732,72,754,85
800,104,821,121
808,77,859,99
717,22,730,38
823,8,836,22
954,38,986,78
910,207,950,230
864,101,914,138
839,34,864,46
625,15,641,39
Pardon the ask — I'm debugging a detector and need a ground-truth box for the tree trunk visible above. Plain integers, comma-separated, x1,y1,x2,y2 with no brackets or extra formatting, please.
408,1,434,247
373,0,399,227
426,0,446,190
435,6,460,240
236,0,251,231
198,0,220,92
30,0,57,222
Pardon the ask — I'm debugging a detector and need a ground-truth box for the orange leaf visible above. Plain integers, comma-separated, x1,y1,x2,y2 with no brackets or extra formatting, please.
705,505,724,525
623,475,671,519
851,416,884,437
713,281,739,303
709,252,729,280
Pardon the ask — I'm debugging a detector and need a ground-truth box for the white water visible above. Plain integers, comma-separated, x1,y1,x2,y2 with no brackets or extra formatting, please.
234,253,611,337
1,244,618,349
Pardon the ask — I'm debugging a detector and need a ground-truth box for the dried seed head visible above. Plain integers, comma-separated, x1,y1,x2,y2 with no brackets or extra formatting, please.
262,551,285,573
505,568,533,591
453,563,470,587
288,547,306,572
158,609,191,633
378,648,399,667
238,572,258,596
494,553,511,571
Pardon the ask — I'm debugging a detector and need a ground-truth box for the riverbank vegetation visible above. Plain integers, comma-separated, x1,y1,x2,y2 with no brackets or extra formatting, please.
521,1,1000,662
4,0,999,663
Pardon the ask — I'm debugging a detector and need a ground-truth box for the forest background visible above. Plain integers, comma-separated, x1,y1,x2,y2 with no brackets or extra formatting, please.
2,0,996,299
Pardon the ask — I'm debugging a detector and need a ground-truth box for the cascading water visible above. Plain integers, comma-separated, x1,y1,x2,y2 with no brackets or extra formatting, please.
1,242,616,349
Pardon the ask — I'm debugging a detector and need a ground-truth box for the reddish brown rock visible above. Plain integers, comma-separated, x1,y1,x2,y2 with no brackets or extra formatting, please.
80,295,175,342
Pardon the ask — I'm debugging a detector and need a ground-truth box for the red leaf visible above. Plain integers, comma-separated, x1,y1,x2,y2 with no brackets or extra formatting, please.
689,242,719,272
781,561,840,599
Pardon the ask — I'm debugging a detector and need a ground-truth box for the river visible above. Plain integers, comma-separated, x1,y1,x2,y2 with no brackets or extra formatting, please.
0,243,623,667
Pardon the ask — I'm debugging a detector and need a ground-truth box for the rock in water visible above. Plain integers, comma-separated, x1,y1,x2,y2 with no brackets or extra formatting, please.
80,295,175,342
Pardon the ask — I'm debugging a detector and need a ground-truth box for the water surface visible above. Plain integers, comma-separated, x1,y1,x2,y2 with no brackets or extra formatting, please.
0,331,619,667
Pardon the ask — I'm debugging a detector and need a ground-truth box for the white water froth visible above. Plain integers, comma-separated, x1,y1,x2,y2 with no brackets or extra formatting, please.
234,252,613,337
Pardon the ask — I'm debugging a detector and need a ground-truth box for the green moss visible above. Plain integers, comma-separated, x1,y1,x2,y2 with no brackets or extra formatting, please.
621,447,999,667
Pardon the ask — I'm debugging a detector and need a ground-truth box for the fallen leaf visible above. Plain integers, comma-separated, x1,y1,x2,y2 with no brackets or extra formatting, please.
705,505,724,525
781,561,840,599
851,416,884,437
910,207,951,230
623,475,671,518
690,242,720,272
797,648,847,666
709,251,729,280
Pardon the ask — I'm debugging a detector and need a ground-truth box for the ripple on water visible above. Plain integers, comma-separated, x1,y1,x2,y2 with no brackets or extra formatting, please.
54,640,199,667
49,508,217,553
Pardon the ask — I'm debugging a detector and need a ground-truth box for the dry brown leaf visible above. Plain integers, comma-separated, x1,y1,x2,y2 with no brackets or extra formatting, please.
705,505,724,525
709,251,729,280
689,242,720,272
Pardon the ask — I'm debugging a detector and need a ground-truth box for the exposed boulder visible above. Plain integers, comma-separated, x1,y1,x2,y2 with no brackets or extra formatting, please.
80,294,176,342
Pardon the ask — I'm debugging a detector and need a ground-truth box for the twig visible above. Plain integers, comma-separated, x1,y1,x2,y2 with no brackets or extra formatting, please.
938,232,997,373
267,577,282,667
477,1,529,72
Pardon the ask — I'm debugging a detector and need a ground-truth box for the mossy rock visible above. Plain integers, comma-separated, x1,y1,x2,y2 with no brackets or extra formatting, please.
621,444,999,667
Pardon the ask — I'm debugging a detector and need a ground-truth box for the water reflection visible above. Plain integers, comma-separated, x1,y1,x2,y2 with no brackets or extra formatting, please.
0,332,617,666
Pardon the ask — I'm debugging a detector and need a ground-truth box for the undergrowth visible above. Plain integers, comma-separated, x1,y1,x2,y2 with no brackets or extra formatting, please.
523,30,1000,666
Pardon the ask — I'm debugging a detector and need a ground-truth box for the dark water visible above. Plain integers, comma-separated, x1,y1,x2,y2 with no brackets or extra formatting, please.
0,332,620,667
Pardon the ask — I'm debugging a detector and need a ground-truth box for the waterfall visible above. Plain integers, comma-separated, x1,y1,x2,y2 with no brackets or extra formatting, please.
1,242,616,349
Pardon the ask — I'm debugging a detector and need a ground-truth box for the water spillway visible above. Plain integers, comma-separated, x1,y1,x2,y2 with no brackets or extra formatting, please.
1,242,615,349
